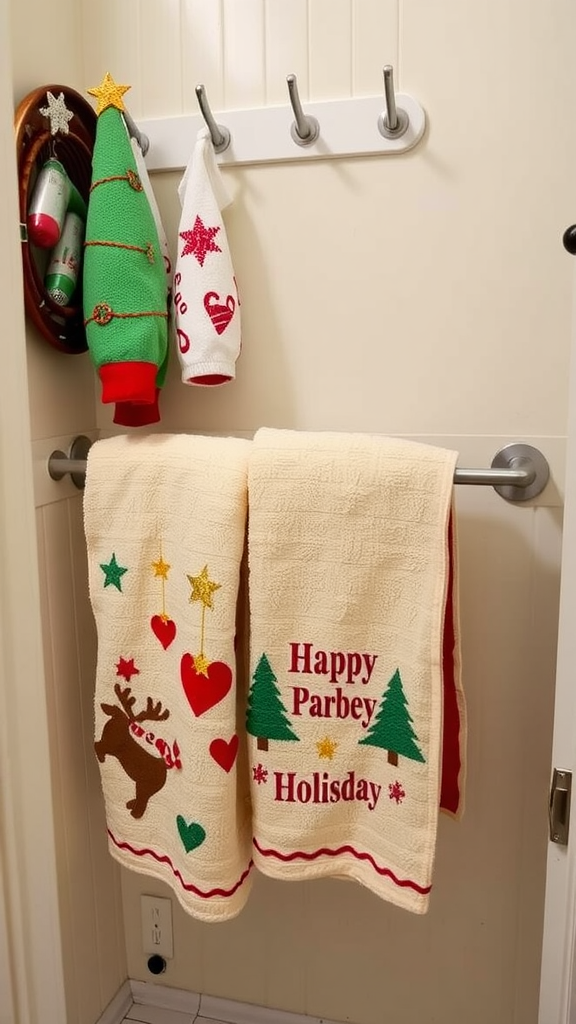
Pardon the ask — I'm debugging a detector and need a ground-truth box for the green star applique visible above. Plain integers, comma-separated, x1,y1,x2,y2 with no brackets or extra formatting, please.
99,553,128,591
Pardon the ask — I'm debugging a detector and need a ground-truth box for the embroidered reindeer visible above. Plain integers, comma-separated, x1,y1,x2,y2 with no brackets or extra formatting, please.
95,684,174,819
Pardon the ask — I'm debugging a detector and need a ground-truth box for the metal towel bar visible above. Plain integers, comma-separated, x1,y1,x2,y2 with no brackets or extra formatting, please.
47,438,550,503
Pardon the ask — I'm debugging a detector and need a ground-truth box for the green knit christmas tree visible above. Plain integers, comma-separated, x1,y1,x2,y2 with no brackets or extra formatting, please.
246,653,299,751
84,73,168,416
359,668,425,766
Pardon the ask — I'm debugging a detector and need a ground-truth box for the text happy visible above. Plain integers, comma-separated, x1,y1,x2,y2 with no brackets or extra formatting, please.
289,642,378,685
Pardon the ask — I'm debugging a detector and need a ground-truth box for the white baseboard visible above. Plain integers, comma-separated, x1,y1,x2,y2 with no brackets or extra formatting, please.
199,992,342,1024
96,981,133,1024
130,979,201,1015
98,979,344,1024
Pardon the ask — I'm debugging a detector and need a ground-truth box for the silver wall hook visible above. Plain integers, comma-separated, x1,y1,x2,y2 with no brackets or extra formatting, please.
286,74,320,147
195,84,231,154
123,110,150,157
378,65,409,139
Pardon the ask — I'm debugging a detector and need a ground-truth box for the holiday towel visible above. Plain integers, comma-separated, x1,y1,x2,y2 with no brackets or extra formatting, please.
84,433,253,921
247,429,466,914
84,74,168,412
174,127,241,385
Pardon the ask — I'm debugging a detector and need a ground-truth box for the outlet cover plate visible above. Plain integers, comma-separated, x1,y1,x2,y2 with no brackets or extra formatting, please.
141,895,173,958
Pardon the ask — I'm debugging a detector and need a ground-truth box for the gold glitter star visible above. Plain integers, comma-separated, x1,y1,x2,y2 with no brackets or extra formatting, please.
316,737,338,760
193,652,212,677
87,72,130,115
151,556,170,579
187,566,221,609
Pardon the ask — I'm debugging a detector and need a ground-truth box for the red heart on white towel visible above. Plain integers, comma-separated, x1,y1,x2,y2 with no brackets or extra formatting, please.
180,653,232,716
209,735,239,773
204,291,235,335
150,615,176,650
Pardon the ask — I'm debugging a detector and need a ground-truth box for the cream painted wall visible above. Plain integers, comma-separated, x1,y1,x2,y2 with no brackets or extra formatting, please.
8,0,575,1022
79,2,575,1024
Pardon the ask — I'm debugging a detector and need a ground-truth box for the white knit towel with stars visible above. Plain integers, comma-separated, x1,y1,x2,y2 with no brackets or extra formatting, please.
174,127,241,386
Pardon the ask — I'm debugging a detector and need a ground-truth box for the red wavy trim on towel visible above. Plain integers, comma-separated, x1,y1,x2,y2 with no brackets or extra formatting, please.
253,837,432,894
108,830,253,898
440,512,462,815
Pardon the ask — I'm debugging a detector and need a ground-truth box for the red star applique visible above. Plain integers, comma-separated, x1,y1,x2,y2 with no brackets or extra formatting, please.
116,656,140,682
180,215,221,266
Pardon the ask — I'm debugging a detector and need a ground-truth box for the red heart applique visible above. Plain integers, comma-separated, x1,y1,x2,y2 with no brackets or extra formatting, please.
209,735,239,773
151,615,176,649
180,654,232,716
204,291,235,335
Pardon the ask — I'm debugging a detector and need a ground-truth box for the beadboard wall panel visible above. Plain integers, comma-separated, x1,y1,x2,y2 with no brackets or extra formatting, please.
352,0,399,96
223,0,266,109
80,0,398,118
35,495,127,1024
308,0,353,100
264,0,309,105
181,0,225,113
140,0,184,117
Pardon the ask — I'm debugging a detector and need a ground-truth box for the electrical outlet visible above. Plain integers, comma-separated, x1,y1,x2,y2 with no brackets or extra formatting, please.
141,895,173,958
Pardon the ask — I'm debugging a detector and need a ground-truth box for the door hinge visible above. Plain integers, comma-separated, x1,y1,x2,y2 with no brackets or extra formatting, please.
549,768,572,845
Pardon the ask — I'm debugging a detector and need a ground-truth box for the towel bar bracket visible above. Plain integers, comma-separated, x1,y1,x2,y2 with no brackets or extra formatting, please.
490,443,550,502
48,434,92,489
46,437,551,502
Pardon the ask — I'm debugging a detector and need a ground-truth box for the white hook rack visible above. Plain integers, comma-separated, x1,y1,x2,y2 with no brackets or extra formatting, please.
137,92,426,172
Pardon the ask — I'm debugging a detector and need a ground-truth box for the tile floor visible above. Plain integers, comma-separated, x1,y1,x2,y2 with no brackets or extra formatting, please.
123,1010,229,1024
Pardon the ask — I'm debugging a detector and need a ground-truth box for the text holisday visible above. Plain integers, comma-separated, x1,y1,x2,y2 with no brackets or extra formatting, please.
273,642,384,812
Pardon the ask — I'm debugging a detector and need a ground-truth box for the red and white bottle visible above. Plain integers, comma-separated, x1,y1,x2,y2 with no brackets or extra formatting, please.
27,158,70,248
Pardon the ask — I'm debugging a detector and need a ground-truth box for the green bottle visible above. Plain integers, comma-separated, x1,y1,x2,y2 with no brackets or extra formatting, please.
45,211,85,306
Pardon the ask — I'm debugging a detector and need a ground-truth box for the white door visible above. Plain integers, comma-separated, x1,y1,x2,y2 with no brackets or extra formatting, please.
539,256,576,1023
0,843,16,1024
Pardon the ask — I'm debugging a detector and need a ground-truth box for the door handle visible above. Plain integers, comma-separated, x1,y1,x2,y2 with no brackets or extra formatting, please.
549,768,572,845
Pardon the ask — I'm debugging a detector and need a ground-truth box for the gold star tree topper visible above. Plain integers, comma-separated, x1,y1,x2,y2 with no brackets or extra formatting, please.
87,72,131,115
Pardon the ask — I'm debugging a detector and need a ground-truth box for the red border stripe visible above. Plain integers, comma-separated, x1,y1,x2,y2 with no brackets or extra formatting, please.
108,830,253,898
253,838,431,894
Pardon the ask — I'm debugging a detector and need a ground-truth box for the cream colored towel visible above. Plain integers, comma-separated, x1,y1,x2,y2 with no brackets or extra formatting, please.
247,428,463,914
84,434,253,920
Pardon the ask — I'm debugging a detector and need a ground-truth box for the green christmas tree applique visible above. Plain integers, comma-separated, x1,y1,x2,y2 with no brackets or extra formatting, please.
246,653,299,752
359,668,425,767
